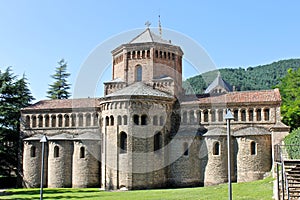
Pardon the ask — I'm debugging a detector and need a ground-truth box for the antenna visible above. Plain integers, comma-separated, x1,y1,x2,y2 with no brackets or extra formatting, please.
158,15,162,37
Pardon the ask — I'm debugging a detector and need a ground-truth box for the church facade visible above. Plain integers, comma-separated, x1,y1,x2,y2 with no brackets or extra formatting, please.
21,28,289,189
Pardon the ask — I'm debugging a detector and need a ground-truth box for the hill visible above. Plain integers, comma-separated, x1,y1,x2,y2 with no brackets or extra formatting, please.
183,58,300,94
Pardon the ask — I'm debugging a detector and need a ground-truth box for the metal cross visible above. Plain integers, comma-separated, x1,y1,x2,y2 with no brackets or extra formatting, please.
145,21,151,28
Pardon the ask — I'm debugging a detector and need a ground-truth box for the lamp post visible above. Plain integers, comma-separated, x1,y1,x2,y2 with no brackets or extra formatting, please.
225,109,234,200
40,135,47,200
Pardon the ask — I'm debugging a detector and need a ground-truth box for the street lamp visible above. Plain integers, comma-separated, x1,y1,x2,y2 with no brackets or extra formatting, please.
225,109,234,200
40,135,47,200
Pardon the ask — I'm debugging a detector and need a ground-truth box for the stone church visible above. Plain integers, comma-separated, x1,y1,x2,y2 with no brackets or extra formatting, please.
21,28,289,190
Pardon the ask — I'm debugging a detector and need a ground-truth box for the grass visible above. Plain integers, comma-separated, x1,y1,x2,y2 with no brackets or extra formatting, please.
0,176,274,200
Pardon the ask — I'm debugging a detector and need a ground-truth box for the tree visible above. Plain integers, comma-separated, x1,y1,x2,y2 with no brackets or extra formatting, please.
47,59,71,99
276,68,300,130
0,67,34,182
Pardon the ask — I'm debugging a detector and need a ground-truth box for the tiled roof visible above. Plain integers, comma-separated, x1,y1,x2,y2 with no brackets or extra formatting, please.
183,89,281,105
105,82,173,98
22,98,99,110
129,28,171,44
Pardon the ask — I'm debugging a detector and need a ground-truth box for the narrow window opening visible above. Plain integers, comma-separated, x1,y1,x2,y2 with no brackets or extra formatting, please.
241,110,246,121
30,146,36,157
154,132,162,152
251,141,256,155
183,142,189,156
141,114,148,125
120,132,127,154
80,146,85,158
213,142,220,155
54,146,59,158
133,114,139,125
153,115,158,126
123,115,128,125
136,66,142,82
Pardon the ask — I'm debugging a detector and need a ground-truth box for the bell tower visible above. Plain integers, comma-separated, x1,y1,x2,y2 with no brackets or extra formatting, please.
104,28,184,97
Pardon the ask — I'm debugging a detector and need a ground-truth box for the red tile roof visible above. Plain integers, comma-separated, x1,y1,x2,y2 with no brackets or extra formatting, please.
182,89,281,105
22,98,99,110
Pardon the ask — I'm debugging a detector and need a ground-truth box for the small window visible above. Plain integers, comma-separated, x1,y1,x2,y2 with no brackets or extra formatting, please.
153,115,158,126
80,146,85,158
159,116,164,126
141,114,148,125
234,110,238,121
218,110,223,122
133,114,139,125
120,132,127,154
78,114,83,126
154,132,162,152
65,115,70,127
136,66,142,82
123,115,128,125
32,116,37,128
117,115,122,125
58,114,63,127
183,142,189,156
241,110,246,121
45,115,49,127
249,110,254,121
38,115,43,127
30,146,36,157
204,110,208,122
256,109,262,121
25,115,31,128
105,116,109,126
211,110,216,122
189,111,195,124
54,146,59,158
264,108,270,121
93,113,98,126
250,141,256,155
110,115,114,126
213,142,220,155
51,115,56,127
71,114,76,127
86,113,91,126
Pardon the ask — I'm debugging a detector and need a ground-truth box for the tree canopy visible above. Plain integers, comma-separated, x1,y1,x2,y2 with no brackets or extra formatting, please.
276,68,300,130
47,59,71,99
0,67,34,179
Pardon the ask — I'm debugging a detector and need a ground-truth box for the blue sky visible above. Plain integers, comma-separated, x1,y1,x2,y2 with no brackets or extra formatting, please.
0,1,299,101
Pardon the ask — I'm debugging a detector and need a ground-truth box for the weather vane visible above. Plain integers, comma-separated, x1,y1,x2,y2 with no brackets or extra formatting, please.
145,21,151,28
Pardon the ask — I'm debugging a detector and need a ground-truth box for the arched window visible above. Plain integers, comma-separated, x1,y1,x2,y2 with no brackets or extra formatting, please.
154,132,162,152
189,111,195,124
213,142,220,155
183,142,189,156
86,113,91,126
110,115,114,126
249,109,254,121
25,115,31,128
159,116,164,126
153,115,158,126
38,115,43,127
71,114,76,127
78,113,83,127
256,109,262,121
264,108,270,121
141,114,148,125
32,115,37,128
123,115,128,125
93,113,98,126
51,115,56,127
211,110,216,122
80,146,85,158
196,111,201,124
30,146,36,157
203,110,209,122
234,110,238,121
241,110,246,121
218,110,223,122
105,116,109,126
120,132,127,154
136,65,142,82
250,141,256,155
64,115,70,127
44,115,49,127
54,146,59,158
133,114,139,125
117,115,122,125
58,114,63,127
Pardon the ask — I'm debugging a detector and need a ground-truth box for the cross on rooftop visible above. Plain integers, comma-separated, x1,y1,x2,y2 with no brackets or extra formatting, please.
145,21,151,28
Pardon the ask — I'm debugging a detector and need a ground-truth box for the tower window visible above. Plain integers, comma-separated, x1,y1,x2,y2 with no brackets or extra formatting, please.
250,141,256,155
133,114,139,125
249,110,254,121
58,114,63,127
38,115,43,127
80,146,85,158
110,115,114,126
264,108,270,121
86,113,91,126
256,109,262,121
136,65,142,82
241,110,246,121
123,115,128,125
218,110,223,122
117,115,122,125
120,132,127,154
25,115,31,128
213,142,220,155
105,116,109,126
141,114,148,125
154,132,162,152
78,114,83,126
54,146,59,158
203,110,208,122
65,115,70,127
234,110,238,121
32,115,37,128
51,115,56,127
30,146,36,157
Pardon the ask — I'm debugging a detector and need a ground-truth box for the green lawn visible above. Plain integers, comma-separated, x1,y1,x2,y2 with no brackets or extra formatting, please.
0,176,274,200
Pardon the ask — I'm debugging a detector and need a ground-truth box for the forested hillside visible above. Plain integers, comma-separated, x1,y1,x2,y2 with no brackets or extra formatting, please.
183,59,300,94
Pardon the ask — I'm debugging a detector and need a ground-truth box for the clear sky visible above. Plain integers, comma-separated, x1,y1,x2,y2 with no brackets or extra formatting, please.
0,0,299,101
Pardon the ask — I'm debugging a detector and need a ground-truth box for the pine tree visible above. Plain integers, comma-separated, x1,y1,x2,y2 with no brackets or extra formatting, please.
47,59,71,99
0,67,34,183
